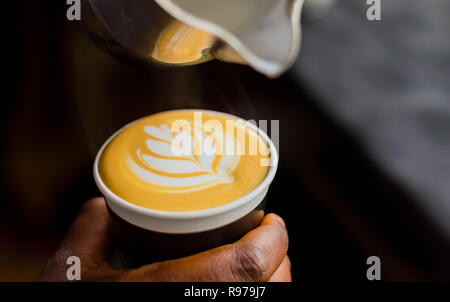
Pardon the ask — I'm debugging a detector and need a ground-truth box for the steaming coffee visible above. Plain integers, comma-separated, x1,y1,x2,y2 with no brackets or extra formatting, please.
94,110,278,265
98,110,270,212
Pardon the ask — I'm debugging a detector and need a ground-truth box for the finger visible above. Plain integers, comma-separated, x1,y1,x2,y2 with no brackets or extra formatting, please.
124,213,288,282
38,198,113,281
229,214,289,281
268,256,291,282
58,197,112,265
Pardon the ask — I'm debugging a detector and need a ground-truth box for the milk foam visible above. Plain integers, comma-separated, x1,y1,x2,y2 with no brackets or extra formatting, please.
98,111,271,211
129,123,240,193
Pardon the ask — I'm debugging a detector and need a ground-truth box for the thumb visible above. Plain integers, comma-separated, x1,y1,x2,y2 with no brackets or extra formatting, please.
123,214,289,282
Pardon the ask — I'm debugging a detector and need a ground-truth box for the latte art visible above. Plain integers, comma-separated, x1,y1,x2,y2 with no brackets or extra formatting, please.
130,123,240,193
98,110,271,211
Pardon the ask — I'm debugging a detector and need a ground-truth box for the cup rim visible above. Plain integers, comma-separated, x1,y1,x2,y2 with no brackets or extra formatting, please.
93,109,278,220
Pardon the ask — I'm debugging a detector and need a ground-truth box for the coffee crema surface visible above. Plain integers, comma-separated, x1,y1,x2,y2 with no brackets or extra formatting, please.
99,111,270,211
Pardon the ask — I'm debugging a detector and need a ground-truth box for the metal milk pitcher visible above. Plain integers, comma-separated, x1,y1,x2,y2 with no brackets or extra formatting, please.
84,0,304,77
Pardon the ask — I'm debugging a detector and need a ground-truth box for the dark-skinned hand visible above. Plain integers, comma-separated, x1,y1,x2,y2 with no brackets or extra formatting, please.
38,198,291,282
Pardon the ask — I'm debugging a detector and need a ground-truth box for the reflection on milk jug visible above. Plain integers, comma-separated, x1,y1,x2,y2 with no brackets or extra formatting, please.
84,0,304,77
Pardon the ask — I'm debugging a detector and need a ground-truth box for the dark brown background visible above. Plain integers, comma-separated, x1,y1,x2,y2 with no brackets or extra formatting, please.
1,1,449,281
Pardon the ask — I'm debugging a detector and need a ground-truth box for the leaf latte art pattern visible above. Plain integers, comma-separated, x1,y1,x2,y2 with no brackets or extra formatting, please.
98,111,272,211
128,124,241,193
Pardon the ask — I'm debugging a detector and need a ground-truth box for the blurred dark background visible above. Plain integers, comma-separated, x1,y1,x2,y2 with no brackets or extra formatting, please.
1,0,449,281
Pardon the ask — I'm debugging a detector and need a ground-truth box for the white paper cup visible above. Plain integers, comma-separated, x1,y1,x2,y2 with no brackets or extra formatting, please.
93,109,278,263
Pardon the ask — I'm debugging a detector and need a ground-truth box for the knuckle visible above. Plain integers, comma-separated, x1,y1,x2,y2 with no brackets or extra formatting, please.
269,214,286,227
279,226,289,247
233,245,268,281
80,197,104,212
